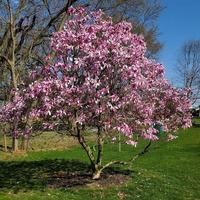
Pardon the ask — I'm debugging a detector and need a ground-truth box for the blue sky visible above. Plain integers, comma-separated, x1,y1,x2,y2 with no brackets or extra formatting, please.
158,0,200,85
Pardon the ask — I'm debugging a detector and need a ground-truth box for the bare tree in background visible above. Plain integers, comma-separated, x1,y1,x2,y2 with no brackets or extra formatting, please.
89,0,164,58
0,0,78,151
177,40,200,105
0,0,78,92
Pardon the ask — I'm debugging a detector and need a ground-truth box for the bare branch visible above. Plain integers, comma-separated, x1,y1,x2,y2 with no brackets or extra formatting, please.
176,40,200,104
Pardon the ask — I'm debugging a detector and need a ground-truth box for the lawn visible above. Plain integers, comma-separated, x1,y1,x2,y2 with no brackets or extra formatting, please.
0,127,199,200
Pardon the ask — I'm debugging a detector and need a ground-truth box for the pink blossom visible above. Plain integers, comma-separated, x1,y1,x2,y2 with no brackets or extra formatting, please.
0,6,192,145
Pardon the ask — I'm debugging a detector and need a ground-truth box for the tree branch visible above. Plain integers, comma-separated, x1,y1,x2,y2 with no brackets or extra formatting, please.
0,55,12,69
101,140,152,171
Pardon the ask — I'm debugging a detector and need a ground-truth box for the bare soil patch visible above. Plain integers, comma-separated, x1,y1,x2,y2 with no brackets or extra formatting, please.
47,170,132,189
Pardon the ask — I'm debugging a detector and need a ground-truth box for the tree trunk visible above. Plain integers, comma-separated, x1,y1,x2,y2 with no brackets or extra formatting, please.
92,167,102,180
25,136,30,151
21,135,26,151
11,134,18,152
9,1,19,152
96,127,104,165
90,127,105,180
76,125,107,180
3,134,7,152
118,132,121,152
76,126,97,170
12,137,18,152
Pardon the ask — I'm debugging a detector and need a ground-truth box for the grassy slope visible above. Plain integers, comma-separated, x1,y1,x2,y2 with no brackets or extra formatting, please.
0,128,199,200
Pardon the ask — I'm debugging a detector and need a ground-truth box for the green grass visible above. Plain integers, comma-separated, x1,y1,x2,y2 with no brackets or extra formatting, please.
0,128,200,200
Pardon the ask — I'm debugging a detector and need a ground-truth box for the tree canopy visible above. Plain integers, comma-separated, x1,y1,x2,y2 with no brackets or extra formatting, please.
0,6,192,179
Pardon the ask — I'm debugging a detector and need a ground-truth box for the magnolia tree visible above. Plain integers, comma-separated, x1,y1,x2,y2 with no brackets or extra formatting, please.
0,7,192,179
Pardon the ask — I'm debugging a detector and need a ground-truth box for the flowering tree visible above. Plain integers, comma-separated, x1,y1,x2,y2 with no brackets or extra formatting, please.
0,7,192,179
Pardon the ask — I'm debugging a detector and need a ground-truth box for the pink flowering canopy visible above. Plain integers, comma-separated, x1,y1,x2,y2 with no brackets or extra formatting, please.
0,6,192,145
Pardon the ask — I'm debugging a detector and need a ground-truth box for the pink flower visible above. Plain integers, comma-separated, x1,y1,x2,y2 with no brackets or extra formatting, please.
1,6,192,146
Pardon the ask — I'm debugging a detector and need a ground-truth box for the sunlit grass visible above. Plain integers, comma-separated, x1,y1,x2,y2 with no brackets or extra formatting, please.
0,127,199,200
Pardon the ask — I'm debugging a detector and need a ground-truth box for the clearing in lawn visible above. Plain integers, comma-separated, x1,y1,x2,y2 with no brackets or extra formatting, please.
0,127,199,200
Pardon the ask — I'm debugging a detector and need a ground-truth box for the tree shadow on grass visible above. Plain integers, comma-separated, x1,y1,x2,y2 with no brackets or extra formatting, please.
0,159,91,192
0,159,132,192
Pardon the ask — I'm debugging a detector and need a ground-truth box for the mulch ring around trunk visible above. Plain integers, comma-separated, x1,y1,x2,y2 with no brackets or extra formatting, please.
47,170,132,189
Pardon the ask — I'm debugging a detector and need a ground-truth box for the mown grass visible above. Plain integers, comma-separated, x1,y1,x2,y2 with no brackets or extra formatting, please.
0,127,199,200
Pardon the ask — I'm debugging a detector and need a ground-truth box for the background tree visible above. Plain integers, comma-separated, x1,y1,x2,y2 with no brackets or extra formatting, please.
0,0,78,97
87,0,163,58
176,40,200,105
